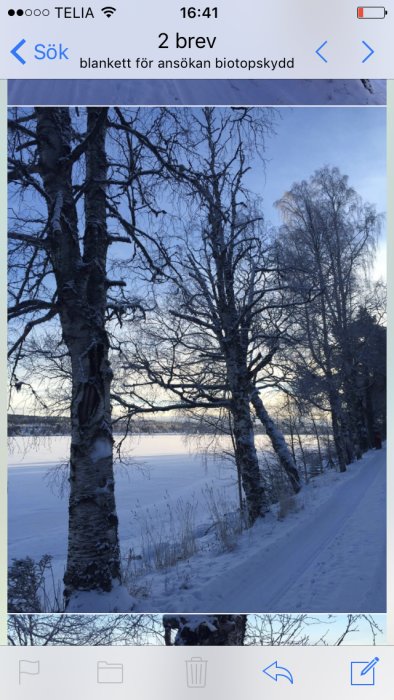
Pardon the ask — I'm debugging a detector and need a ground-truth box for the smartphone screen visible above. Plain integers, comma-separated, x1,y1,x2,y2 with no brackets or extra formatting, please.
0,1,391,697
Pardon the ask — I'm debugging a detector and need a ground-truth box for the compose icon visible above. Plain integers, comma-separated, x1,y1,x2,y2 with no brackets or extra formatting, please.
97,660,124,684
350,657,380,686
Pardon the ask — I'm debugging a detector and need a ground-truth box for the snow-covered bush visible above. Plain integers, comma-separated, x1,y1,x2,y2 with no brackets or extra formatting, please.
8,555,63,613
203,485,245,552
259,452,292,505
277,493,299,521
132,496,198,571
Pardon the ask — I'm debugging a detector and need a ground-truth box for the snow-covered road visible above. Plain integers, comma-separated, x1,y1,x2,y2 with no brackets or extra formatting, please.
167,447,386,613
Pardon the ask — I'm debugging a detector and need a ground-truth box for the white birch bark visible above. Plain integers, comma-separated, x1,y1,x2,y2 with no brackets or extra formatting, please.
251,390,301,492
163,615,246,646
36,108,122,603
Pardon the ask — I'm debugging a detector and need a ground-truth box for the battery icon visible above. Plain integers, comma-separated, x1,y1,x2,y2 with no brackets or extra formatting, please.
357,6,388,18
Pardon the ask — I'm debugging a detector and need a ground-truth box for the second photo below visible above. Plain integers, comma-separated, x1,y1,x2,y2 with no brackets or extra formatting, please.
8,104,386,613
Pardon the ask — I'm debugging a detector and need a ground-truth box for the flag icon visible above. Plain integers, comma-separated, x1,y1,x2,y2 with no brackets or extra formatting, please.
19,660,40,684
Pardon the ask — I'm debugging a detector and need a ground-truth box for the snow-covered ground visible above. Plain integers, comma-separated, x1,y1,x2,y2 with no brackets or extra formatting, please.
160,446,386,614
8,437,386,612
8,79,386,106
8,434,242,603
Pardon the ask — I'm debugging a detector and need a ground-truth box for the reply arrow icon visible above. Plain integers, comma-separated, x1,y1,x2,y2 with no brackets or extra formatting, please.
262,660,294,684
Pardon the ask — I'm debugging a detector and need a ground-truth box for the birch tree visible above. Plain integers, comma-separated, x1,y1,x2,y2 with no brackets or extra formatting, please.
112,108,301,525
162,613,381,646
276,167,381,470
347,303,386,447
9,107,121,605
163,615,247,646
8,613,382,646
8,613,160,646
8,107,168,609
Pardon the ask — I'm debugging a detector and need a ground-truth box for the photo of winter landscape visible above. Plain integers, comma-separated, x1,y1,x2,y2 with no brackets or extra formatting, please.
8,613,386,647
8,105,386,614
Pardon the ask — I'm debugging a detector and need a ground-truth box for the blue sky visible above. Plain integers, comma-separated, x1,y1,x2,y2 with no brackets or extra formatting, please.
246,106,387,280
254,107,386,227
8,106,387,417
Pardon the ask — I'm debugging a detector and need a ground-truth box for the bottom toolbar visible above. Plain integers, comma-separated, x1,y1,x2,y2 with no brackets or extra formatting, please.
0,646,392,699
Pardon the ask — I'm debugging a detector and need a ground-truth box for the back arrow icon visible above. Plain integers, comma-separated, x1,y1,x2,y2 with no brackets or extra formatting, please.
262,661,294,684
362,40,375,63
316,40,328,63
11,39,27,65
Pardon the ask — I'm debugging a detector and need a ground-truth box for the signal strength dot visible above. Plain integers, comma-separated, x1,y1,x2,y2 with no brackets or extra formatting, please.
101,6,116,17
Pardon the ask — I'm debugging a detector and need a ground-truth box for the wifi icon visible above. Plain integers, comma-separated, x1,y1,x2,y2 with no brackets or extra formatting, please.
101,6,116,17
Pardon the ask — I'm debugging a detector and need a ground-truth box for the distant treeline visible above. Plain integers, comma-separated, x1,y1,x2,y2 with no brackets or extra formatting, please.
8,413,331,439
8,414,238,437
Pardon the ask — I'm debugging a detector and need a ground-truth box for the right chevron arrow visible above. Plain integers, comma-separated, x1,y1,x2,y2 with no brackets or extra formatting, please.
362,40,375,62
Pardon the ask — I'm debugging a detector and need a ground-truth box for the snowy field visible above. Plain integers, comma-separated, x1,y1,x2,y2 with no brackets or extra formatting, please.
8,436,386,613
8,79,386,106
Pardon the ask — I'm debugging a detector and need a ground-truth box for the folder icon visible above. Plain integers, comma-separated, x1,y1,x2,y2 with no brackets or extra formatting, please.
97,661,124,684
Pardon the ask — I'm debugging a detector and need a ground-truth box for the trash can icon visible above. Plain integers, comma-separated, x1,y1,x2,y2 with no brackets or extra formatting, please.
186,657,208,688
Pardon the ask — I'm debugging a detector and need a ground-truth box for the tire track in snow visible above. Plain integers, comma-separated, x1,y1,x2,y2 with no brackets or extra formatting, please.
200,448,386,612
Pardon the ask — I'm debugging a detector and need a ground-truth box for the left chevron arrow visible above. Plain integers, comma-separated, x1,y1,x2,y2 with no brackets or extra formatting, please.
11,39,27,65
315,40,328,63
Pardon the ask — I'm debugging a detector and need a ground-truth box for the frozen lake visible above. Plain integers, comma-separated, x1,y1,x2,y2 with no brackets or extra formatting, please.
8,434,244,582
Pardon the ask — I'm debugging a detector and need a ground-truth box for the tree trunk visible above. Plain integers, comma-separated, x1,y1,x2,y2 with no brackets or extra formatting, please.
341,355,364,460
36,108,122,604
64,330,121,600
223,337,267,524
311,413,323,473
328,390,347,472
365,382,375,449
251,390,301,493
229,413,246,520
163,615,247,646
231,386,268,524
